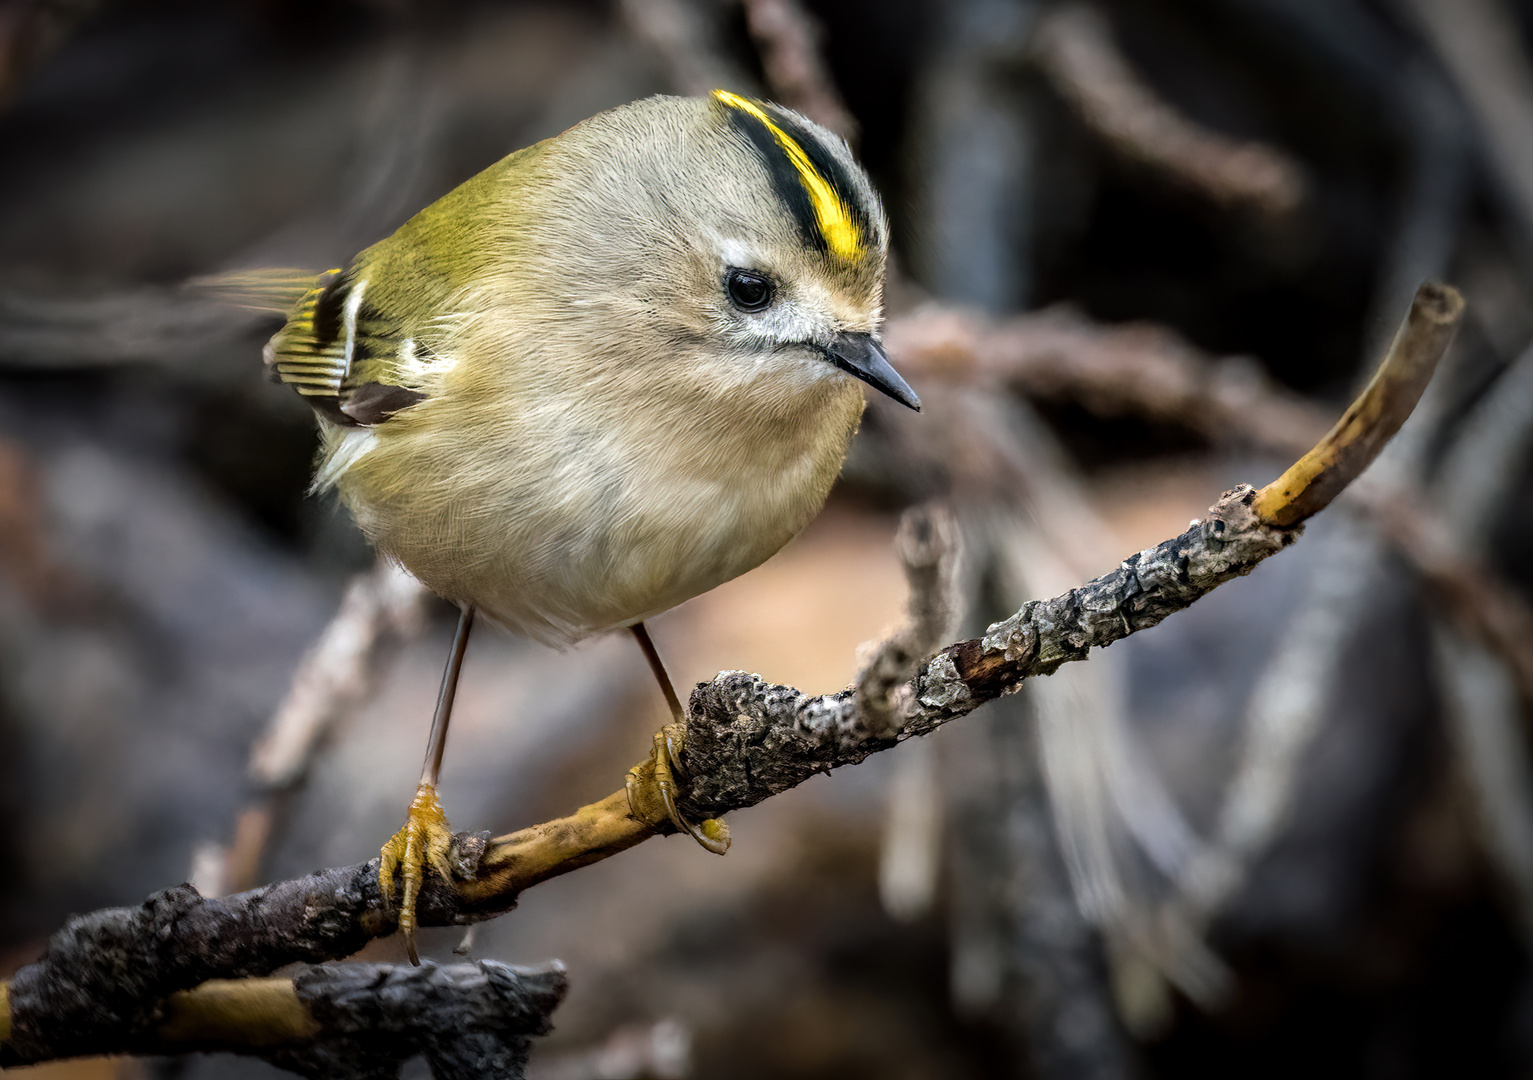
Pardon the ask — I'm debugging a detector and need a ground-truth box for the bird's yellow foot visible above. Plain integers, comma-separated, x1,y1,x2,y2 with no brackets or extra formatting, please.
626,722,730,854
379,782,456,964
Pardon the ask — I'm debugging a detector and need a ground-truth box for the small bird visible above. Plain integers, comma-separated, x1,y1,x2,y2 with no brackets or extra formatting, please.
248,91,918,959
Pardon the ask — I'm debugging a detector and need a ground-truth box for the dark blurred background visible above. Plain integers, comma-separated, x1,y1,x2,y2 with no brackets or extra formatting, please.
2,0,1533,1077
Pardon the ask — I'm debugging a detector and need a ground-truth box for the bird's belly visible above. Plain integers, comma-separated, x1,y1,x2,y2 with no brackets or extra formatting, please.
470,458,828,643
346,398,860,646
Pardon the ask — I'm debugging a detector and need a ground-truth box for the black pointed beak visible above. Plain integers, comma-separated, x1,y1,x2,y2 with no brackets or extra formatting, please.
822,331,921,412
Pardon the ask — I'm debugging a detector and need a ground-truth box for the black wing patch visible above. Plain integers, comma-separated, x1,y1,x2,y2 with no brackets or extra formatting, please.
265,267,424,427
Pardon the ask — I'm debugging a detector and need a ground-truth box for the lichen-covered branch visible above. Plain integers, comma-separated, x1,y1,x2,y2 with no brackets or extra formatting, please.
0,876,565,1075
0,284,1461,1068
2,903,565,1078
886,288,1533,713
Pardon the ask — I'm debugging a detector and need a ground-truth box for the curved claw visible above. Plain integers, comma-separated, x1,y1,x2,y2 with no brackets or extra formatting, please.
626,723,731,855
379,783,456,965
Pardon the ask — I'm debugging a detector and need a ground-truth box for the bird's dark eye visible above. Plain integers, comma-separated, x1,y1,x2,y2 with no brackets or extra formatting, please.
724,268,775,312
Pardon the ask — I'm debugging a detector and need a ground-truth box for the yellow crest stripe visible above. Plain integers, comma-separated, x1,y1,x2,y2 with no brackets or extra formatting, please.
713,90,863,261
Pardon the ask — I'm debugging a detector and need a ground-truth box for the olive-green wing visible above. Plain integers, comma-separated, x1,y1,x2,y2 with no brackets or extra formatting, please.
233,139,548,423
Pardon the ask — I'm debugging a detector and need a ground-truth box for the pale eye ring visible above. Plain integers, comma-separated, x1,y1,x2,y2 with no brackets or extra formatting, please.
724,267,775,312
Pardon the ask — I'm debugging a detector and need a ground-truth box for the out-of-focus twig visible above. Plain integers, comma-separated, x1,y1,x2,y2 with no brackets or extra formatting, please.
250,560,428,791
0,437,79,610
879,736,942,924
885,303,1331,455
1416,344,1533,717
1401,0,1533,245
868,502,961,924
1032,2,1306,219
857,502,964,737
1362,488,1533,714
1180,523,1385,915
740,0,858,142
195,559,429,897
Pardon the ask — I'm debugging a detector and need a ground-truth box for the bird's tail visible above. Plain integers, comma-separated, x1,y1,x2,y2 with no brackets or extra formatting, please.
189,267,331,315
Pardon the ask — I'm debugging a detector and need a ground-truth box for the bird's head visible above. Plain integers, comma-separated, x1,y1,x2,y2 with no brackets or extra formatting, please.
528,92,919,413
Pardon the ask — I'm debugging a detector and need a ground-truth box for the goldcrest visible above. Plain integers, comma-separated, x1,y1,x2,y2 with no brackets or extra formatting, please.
243,90,919,958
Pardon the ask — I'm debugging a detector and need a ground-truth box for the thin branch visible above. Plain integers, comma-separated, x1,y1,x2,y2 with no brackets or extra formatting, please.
0,284,1461,1066
1359,486,1533,713
1400,0,1533,245
856,502,964,737
198,559,429,897
619,0,750,97
251,560,428,791
886,291,1533,710
1253,281,1462,524
1032,2,1306,218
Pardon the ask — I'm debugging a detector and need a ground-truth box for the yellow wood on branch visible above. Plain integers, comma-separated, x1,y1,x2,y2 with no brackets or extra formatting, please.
1253,282,1464,526
156,979,319,1048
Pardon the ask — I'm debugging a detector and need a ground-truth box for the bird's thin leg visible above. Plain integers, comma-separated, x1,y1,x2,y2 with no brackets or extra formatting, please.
626,621,730,855
381,604,475,964
423,605,476,788
631,620,683,723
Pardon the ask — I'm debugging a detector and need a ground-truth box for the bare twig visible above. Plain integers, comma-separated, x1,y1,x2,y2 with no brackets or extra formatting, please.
1400,0,1533,244
1420,344,1533,936
0,284,1461,1067
1360,487,1533,713
196,560,429,898
856,502,964,736
1180,522,1388,915
1254,281,1462,524
887,292,1533,713
250,560,428,792
1032,2,1306,218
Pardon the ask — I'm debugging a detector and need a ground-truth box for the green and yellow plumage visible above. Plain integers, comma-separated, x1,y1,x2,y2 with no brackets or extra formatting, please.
224,91,921,954
248,93,907,646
